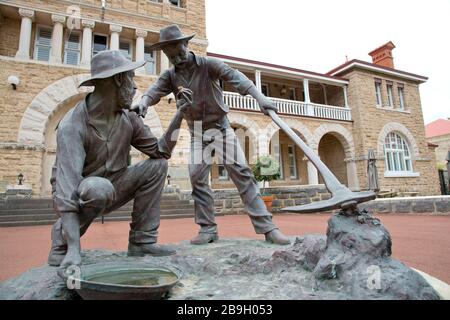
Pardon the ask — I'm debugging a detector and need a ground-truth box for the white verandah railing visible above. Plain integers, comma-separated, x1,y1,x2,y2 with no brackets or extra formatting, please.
223,91,352,121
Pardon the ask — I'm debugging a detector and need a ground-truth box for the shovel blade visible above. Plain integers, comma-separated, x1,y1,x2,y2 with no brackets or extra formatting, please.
281,191,376,213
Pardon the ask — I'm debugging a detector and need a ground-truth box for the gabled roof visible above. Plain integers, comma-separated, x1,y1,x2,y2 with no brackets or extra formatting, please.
327,59,428,83
425,119,450,138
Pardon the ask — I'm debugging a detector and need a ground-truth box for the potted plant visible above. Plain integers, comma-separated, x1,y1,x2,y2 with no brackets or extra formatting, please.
251,155,281,212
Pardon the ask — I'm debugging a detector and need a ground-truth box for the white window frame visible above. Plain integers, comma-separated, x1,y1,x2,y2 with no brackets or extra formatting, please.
218,165,229,181
119,39,133,60
261,83,270,97
273,143,284,180
375,82,382,106
64,30,81,66
92,33,109,57
386,84,394,107
289,87,296,101
169,0,181,6
398,86,405,110
144,45,156,75
288,144,297,179
383,132,413,174
34,25,53,62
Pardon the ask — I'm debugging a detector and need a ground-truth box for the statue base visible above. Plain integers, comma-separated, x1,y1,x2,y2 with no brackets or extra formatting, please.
0,210,446,300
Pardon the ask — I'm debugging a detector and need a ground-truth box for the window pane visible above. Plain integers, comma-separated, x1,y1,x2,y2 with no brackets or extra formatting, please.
36,28,52,62
218,165,228,180
405,159,411,171
384,132,413,173
64,32,80,65
119,41,131,59
386,152,392,171
93,35,107,56
375,83,381,106
65,51,79,65
144,46,155,75
288,145,297,178
387,85,393,107
398,87,404,109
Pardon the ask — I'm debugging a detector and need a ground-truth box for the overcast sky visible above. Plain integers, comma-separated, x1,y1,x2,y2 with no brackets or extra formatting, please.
205,0,450,125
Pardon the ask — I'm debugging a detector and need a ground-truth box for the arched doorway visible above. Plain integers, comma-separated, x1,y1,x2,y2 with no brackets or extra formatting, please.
17,74,165,195
41,94,87,196
318,133,348,186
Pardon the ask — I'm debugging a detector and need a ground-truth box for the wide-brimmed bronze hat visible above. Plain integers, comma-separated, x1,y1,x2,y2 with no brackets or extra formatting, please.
148,24,195,51
79,50,145,87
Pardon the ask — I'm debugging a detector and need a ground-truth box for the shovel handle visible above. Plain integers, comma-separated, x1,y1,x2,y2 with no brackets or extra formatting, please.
267,109,347,194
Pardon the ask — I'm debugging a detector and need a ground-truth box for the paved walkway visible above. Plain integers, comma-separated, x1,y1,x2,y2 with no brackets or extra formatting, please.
0,213,449,283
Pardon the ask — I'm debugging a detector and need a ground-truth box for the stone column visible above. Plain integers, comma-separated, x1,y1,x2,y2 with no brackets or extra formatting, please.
255,69,262,92
80,19,95,68
307,160,319,185
343,85,349,108
15,8,34,60
135,29,148,74
303,78,314,116
49,14,66,64
109,24,122,51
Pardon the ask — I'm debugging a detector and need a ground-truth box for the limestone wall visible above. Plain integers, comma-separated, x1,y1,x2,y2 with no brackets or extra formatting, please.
344,69,440,195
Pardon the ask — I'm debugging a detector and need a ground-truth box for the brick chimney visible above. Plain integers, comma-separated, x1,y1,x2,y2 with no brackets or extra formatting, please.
368,41,396,68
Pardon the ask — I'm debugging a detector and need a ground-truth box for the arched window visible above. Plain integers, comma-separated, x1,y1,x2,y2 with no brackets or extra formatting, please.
384,132,412,172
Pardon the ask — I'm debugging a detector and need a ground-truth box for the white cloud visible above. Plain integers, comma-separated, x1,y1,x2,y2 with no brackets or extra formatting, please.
205,0,450,124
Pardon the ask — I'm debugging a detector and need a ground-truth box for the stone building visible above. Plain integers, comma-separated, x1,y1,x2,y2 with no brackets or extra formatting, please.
0,0,440,198
426,118,450,167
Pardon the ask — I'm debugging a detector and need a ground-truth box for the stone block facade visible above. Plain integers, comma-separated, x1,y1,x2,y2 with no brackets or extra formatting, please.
0,0,441,199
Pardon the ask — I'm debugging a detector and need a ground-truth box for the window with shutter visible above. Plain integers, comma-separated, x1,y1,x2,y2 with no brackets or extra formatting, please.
35,27,52,62
64,31,81,66
93,34,108,57
144,45,155,75
288,145,297,179
119,41,131,59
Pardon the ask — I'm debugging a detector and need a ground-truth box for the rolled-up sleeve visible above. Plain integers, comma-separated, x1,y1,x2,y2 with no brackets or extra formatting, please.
207,57,254,96
143,70,173,106
53,114,86,215
129,112,170,159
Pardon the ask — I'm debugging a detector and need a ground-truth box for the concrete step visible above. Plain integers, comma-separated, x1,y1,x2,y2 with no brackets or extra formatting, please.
0,208,196,224
0,194,183,210
0,202,193,216
0,212,200,227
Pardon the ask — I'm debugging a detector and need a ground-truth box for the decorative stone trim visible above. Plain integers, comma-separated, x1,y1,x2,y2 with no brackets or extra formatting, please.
81,19,95,29
17,74,91,145
135,29,148,38
311,123,355,158
377,122,419,158
51,14,66,25
226,113,260,162
18,8,34,20
384,171,420,178
109,24,122,33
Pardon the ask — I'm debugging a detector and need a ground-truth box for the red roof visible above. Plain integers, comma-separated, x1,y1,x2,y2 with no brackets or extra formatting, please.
425,119,450,138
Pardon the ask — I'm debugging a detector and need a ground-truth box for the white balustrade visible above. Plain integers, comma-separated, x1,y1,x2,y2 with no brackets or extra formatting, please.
223,91,351,121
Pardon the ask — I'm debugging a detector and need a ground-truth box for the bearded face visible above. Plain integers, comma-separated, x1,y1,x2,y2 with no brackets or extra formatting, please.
163,41,189,68
117,71,136,110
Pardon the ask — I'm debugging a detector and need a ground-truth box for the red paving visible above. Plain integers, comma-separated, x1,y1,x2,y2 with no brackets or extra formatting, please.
0,213,449,283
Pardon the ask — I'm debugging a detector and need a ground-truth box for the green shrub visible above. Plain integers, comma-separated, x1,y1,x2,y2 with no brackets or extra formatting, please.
251,155,281,195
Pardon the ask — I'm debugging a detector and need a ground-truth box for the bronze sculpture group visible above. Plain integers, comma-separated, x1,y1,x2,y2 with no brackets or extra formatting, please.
48,25,375,271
